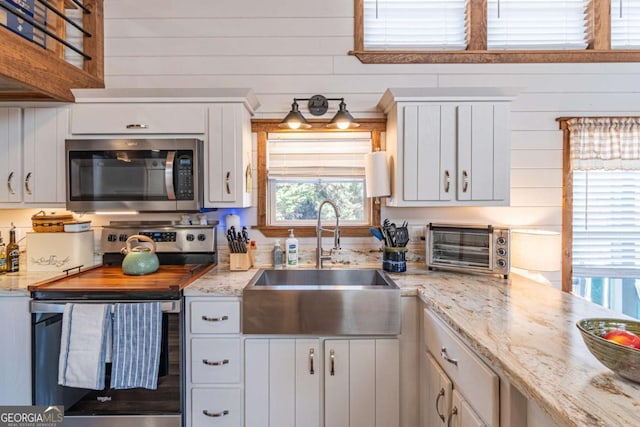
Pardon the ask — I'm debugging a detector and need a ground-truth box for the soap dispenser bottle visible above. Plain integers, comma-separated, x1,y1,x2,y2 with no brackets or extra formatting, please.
272,239,284,269
0,233,6,273
286,229,299,268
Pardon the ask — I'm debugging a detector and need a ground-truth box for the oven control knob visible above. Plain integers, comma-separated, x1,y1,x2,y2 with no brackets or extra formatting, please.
496,236,506,245
197,234,206,241
186,234,195,241
119,234,128,242
107,234,117,242
496,259,507,268
496,248,507,256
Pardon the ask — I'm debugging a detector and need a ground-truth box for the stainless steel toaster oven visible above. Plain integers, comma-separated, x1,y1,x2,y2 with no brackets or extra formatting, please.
426,224,510,278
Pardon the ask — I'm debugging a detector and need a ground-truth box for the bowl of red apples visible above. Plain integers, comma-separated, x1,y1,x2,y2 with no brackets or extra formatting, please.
577,318,640,383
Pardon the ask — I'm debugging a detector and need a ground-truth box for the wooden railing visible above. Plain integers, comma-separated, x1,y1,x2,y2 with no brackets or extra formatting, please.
0,0,104,102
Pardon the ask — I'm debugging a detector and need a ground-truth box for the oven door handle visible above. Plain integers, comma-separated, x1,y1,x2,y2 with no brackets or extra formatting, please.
165,151,177,201
30,300,181,314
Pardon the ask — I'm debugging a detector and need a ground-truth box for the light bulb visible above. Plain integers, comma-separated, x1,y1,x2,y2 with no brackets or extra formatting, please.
336,121,349,130
288,121,301,130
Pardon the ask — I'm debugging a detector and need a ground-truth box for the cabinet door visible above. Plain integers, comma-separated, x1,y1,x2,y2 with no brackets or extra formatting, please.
457,103,509,203
70,103,206,134
325,339,400,427
449,389,486,427
244,338,320,427
0,296,31,404
402,104,455,202
0,108,22,204
424,352,452,427
206,104,252,207
22,108,68,205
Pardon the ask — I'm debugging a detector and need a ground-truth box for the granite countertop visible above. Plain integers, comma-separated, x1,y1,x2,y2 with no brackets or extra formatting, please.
4,263,639,426
184,264,640,427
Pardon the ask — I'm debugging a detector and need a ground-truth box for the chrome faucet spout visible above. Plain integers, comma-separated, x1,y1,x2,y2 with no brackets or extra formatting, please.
316,199,341,269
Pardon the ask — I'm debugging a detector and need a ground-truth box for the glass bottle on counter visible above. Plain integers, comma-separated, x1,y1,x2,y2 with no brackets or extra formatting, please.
0,233,6,273
7,224,19,273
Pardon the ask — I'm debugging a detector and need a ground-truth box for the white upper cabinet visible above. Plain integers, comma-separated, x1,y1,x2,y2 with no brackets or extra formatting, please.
378,88,514,207
0,108,22,204
205,103,253,208
0,107,68,208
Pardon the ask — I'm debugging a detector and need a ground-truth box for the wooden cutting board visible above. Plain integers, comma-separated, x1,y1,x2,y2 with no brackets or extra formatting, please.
28,264,215,293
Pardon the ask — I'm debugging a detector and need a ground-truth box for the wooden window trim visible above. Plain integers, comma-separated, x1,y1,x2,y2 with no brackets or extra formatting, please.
251,118,387,239
352,0,640,64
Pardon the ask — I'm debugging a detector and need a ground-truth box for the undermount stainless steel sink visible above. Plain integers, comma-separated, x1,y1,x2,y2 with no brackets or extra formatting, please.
242,268,401,335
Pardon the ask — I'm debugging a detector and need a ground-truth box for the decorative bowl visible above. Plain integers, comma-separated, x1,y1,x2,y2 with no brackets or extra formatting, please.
576,318,640,383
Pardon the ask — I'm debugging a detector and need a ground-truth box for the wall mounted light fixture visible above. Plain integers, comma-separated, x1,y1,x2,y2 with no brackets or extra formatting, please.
278,95,360,130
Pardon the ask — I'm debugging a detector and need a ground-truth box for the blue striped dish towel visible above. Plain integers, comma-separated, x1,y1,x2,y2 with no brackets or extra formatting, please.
58,303,111,390
110,302,162,390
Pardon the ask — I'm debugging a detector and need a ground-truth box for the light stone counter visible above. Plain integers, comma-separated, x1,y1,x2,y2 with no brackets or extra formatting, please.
184,264,640,427
0,270,63,296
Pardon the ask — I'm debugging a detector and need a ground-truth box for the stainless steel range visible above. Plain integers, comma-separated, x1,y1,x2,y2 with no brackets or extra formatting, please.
30,221,217,427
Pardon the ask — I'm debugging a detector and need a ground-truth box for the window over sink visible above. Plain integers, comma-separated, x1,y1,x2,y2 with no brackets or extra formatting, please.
251,119,386,238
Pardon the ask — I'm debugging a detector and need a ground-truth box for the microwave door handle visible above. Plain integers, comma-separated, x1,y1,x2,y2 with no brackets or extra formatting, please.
165,151,177,200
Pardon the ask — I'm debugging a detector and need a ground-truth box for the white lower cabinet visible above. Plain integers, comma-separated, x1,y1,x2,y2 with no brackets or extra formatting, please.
422,309,499,427
244,338,399,427
0,296,31,404
185,298,242,427
192,388,242,427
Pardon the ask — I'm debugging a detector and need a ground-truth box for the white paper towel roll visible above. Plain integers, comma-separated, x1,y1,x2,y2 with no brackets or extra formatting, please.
365,151,391,198
225,214,241,232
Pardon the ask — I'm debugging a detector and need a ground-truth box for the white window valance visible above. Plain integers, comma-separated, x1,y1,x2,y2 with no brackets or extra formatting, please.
568,117,640,170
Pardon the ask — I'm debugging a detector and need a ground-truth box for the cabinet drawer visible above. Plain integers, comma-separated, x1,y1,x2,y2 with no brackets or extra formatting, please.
192,388,241,427
423,309,499,427
190,301,240,334
191,338,241,384
70,104,206,134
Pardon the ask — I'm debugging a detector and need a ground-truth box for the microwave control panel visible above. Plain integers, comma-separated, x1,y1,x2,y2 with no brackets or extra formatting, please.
175,153,194,200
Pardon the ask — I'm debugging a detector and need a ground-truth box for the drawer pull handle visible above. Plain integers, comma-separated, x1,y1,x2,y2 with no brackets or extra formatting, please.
203,409,229,418
7,172,15,195
330,349,335,376
201,315,229,322
440,347,458,366
447,406,458,427
309,348,315,375
202,358,229,366
444,170,450,193
24,172,32,195
435,388,446,422
225,171,231,194
126,123,149,129
462,170,469,193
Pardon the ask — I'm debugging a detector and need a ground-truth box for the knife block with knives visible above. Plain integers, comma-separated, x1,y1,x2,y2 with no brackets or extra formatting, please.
228,225,255,271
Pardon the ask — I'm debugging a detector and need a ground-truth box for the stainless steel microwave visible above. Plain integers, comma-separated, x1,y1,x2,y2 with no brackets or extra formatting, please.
66,138,203,212
426,223,510,278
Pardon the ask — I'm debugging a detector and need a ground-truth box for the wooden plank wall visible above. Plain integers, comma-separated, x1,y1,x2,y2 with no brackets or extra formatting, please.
95,0,640,286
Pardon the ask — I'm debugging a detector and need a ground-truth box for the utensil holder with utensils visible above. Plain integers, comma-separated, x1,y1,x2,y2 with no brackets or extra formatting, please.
375,219,410,272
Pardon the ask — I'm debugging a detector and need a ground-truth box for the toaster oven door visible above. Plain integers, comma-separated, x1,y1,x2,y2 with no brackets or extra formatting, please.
429,226,492,270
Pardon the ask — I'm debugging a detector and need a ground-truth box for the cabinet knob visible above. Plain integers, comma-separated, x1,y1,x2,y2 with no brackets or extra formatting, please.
225,171,232,194
7,172,15,195
126,123,149,129
202,409,229,418
435,388,446,422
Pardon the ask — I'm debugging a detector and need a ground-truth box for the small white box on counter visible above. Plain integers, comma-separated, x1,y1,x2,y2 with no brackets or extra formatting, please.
26,230,95,272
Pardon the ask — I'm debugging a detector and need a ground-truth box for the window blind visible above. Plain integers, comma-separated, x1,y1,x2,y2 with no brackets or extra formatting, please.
487,0,588,50
363,0,468,50
267,132,371,178
573,170,640,277
611,0,640,49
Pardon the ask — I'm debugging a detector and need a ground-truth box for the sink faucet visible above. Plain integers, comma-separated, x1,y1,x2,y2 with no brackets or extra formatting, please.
316,199,341,268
